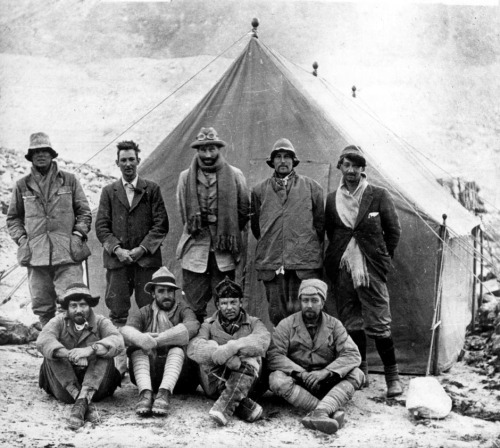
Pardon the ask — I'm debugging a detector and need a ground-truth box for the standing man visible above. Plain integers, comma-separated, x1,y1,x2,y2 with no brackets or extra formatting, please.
251,138,324,326
37,283,124,430
7,132,92,327
176,127,249,323
187,277,270,426
324,145,402,397
95,140,169,327
267,279,364,435
120,267,200,417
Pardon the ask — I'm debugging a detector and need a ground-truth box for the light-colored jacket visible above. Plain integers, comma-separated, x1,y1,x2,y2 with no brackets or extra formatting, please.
7,164,91,266
267,311,361,378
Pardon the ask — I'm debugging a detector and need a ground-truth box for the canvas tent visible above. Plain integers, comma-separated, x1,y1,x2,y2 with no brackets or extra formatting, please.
87,35,479,374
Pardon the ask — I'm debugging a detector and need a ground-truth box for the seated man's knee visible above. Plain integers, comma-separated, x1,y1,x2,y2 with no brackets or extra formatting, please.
269,371,294,397
345,367,365,390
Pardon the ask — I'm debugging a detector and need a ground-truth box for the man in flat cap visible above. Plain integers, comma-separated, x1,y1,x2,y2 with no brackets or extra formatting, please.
251,138,325,326
177,127,250,323
188,277,270,426
36,283,124,430
268,279,364,435
120,267,200,416
324,145,402,397
7,132,92,327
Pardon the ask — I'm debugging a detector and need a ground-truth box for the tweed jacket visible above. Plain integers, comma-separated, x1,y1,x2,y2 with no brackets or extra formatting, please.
324,183,401,283
7,164,91,266
267,311,361,378
37,309,124,360
250,174,324,273
95,177,169,270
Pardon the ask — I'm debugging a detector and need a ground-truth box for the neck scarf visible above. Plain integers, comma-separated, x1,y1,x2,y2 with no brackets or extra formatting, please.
336,175,370,288
31,161,58,201
151,300,178,333
273,170,296,188
185,153,242,256
218,309,245,335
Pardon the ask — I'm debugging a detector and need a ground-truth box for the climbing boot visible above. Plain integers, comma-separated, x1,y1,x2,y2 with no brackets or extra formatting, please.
301,409,344,435
68,398,88,430
359,360,369,388
209,409,228,426
152,389,170,415
135,390,153,416
234,397,263,423
384,364,403,398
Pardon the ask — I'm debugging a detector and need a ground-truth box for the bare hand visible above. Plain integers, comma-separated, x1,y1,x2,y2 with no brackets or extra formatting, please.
115,247,133,264
67,347,93,364
302,369,331,391
129,247,146,262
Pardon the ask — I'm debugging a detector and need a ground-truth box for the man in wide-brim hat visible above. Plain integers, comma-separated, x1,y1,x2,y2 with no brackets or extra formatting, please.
120,266,200,417
250,137,325,326
7,132,92,327
176,126,250,323
36,283,124,430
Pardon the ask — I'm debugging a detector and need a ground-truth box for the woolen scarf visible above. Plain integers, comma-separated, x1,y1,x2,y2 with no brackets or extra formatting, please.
185,153,242,256
150,300,178,333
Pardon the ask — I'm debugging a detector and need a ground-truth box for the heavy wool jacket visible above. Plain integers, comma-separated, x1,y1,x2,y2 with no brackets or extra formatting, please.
95,177,169,270
267,311,361,377
324,184,401,282
250,174,325,272
7,165,91,266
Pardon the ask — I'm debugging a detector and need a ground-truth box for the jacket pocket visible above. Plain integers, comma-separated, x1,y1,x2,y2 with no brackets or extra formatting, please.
17,239,32,266
69,234,91,262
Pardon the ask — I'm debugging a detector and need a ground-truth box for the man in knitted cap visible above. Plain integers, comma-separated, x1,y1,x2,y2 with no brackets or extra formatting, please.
324,145,403,397
251,138,324,326
120,267,200,416
36,283,124,430
7,132,92,327
176,127,250,323
268,279,364,435
187,277,271,426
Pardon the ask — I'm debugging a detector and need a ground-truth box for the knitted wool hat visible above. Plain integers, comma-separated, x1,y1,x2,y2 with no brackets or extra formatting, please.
214,277,243,303
298,279,328,301
60,283,100,310
337,145,366,169
25,132,59,161
144,266,180,294
266,138,300,168
190,127,227,149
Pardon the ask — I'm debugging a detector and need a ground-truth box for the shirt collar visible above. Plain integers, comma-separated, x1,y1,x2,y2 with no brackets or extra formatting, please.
339,172,368,195
122,176,138,188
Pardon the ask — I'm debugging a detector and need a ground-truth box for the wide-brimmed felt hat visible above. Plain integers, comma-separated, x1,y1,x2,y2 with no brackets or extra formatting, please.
190,127,227,149
337,145,366,169
25,132,59,161
266,138,300,168
60,283,100,310
298,279,328,301
144,266,180,294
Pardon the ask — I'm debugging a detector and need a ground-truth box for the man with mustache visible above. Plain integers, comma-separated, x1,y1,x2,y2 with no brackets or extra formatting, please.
324,145,403,397
251,138,325,326
120,267,200,416
95,140,169,375
268,279,364,435
176,127,250,323
36,283,124,430
7,132,92,327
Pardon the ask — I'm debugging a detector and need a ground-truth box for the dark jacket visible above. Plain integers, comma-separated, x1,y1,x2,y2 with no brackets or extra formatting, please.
324,184,401,282
251,174,324,272
7,165,91,266
95,177,169,269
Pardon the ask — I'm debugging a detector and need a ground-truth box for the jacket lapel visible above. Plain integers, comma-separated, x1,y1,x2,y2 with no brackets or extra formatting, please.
25,175,43,200
130,177,146,212
354,185,373,228
113,179,130,210
312,313,335,351
294,313,314,347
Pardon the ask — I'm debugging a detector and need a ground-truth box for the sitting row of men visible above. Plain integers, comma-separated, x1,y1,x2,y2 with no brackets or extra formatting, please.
37,272,364,435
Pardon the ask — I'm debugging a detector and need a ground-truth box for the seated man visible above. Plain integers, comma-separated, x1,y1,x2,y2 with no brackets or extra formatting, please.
120,267,200,416
36,283,124,430
187,277,271,426
267,279,364,435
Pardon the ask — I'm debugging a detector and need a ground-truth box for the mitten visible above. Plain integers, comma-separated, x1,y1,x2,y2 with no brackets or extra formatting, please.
226,355,241,371
211,340,239,365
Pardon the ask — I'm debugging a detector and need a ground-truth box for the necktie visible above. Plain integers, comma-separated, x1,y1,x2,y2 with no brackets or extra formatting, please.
125,183,135,206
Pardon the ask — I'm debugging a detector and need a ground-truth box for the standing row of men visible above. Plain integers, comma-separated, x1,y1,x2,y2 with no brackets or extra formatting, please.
7,127,403,431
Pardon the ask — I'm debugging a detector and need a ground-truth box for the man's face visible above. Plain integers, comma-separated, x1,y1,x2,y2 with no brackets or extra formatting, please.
116,149,140,182
152,285,177,311
300,293,324,321
217,297,242,322
339,157,364,184
197,144,220,166
31,149,53,171
273,151,294,177
67,299,91,325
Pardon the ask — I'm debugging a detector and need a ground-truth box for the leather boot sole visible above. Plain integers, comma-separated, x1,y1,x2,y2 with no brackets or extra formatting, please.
209,409,228,426
301,410,345,435
152,399,169,415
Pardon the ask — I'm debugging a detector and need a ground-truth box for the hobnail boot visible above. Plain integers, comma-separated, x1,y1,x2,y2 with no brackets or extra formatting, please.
152,389,170,416
234,397,263,423
301,409,345,435
135,390,153,416
68,398,88,430
209,408,228,426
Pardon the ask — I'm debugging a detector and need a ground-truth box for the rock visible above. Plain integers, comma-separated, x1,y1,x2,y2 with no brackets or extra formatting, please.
406,377,452,419
491,334,500,357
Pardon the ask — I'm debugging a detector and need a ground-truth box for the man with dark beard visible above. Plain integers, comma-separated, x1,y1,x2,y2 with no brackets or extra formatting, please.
120,267,200,416
36,283,124,430
176,127,250,323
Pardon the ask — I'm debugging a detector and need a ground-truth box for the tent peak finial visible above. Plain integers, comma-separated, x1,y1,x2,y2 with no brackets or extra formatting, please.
352,85,357,98
251,18,259,38
312,61,318,77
